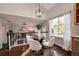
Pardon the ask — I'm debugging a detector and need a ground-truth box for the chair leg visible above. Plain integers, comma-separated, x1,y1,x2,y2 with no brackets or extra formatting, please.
21,48,31,56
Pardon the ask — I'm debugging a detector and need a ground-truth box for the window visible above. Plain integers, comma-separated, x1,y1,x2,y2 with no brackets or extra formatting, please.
58,16,64,37
49,13,71,50
49,13,71,37
50,16,64,37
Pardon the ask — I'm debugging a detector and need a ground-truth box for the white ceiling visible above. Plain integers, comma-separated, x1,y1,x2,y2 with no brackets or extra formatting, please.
0,14,47,26
0,3,58,19
0,3,57,28
40,3,57,11
0,3,57,11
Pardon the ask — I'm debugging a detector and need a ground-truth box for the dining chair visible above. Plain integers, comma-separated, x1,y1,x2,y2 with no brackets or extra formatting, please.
21,38,42,56
42,37,55,47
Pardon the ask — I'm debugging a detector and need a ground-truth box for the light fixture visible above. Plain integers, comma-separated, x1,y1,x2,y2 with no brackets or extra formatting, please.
20,27,26,31
20,22,26,31
23,22,26,25
35,3,43,17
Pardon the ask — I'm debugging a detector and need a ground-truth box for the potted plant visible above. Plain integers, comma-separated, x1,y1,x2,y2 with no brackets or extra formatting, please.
36,24,42,40
36,24,42,30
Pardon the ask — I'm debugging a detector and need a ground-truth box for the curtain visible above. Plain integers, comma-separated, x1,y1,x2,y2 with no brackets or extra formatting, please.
63,13,71,51
0,24,2,49
49,20,54,37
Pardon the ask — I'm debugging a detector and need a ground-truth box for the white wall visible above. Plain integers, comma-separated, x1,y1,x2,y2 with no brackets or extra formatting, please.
11,25,22,33
42,20,49,38
0,18,11,44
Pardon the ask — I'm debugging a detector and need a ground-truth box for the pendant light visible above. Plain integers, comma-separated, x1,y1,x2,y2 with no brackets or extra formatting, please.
35,3,43,17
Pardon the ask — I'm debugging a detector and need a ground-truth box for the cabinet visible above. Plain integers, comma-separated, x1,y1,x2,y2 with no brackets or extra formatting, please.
72,36,79,56
74,3,79,24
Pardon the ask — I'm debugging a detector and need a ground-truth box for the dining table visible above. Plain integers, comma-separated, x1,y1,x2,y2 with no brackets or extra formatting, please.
34,38,44,44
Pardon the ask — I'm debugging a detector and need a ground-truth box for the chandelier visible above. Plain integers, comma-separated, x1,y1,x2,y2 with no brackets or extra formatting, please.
35,3,43,17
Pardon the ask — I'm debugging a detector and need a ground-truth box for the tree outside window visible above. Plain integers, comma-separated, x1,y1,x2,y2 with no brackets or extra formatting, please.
51,16,64,37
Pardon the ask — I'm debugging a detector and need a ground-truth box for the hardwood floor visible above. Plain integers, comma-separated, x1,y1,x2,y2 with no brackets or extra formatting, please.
0,44,71,56
0,50,9,56
0,44,29,56
44,44,71,56
21,44,71,56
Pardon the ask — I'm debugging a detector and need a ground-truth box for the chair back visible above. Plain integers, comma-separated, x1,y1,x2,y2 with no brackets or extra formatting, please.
48,37,55,47
26,35,33,42
27,39,42,51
